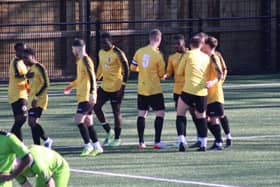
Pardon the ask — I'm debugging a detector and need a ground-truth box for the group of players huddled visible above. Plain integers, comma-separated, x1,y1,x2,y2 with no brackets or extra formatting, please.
0,29,232,187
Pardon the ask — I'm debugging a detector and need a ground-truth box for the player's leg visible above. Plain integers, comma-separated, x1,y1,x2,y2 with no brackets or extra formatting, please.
93,88,113,145
10,99,28,141
207,102,223,150
188,106,201,148
76,102,92,156
137,94,149,149
208,116,223,150
110,101,122,146
28,109,40,145
151,94,166,149
84,114,103,156
220,115,232,147
176,93,189,152
194,95,208,151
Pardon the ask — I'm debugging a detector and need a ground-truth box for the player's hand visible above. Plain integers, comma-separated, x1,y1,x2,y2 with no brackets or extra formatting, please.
32,99,37,108
205,79,218,89
64,85,72,95
161,74,168,80
116,85,125,98
25,72,34,79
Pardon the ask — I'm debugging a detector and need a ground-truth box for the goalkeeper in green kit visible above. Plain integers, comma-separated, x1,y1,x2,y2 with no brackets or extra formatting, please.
13,145,70,187
0,131,32,187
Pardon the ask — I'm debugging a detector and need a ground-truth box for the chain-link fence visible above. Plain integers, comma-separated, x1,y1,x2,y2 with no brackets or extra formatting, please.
0,0,279,81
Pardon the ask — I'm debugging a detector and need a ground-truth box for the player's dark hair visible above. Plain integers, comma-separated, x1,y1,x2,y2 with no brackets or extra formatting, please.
173,34,185,41
72,38,85,47
205,36,218,49
14,43,25,51
100,32,112,40
189,35,203,48
23,48,36,56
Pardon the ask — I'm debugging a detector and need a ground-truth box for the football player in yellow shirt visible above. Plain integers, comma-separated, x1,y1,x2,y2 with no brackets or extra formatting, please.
22,48,53,148
64,39,103,156
8,43,28,141
192,33,232,148
94,32,129,146
215,51,232,147
202,36,225,150
162,34,189,143
130,29,166,149
202,38,232,149
176,35,221,152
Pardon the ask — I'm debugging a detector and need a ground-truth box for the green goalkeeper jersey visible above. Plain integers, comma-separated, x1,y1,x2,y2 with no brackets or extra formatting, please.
16,145,69,185
0,131,29,187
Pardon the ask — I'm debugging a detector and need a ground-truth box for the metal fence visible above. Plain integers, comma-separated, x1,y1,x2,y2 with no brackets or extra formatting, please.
0,0,279,81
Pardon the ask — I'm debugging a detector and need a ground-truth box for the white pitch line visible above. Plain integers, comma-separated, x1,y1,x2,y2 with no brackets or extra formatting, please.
70,168,244,187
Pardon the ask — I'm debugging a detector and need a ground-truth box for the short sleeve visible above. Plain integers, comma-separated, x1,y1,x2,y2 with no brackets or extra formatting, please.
8,134,29,158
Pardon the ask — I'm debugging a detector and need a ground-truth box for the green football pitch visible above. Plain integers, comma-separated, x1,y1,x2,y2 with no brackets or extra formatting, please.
0,74,279,187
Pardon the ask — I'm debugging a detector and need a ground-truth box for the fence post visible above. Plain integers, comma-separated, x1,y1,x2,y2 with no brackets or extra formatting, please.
80,0,91,54
261,0,272,72
188,0,193,39
95,20,101,70
86,0,91,55
198,18,203,33
276,1,280,72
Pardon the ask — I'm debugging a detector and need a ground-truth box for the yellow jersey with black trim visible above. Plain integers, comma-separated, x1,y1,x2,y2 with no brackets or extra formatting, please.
166,51,187,94
215,51,227,81
97,46,129,92
207,54,224,104
8,57,28,104
177,49,210,96
130,45,165,96
28,62,49,110
70,55,97,103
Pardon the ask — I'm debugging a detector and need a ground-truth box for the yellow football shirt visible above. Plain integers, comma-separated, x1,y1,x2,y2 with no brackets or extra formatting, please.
166,51,187,94
8,57,28,104
207,54,224,104
28,62,49,110
216,51,227,81
130,45,165,96
96,46,129,92
177,49,210,96
70,56,97,103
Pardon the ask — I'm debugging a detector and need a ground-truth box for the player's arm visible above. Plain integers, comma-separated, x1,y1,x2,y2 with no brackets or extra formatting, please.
82,57,95,95
130,59,139,72
218,52,227,81
14,60,27,79
130,51,139,72
35,64,49,97
2,135,33,181
163,56,174,80
206,55,223,88
82,57,96,105
96,51,103,80
158,53,166,78
114,47,129,85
